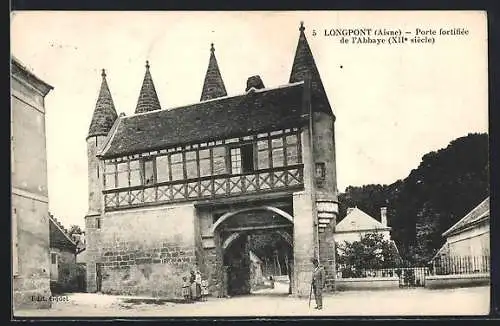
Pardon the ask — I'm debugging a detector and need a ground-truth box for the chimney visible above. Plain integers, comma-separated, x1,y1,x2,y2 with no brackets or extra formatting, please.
346,207,355,215
246,75,265,92
380,207,388,226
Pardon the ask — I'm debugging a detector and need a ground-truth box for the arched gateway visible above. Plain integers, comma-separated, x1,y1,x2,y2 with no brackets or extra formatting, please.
212,206,295,296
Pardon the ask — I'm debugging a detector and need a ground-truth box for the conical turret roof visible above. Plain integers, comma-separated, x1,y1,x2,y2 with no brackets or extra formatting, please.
135,61,162,114
289,22,332,115
200,43,227,101
87,69,118,138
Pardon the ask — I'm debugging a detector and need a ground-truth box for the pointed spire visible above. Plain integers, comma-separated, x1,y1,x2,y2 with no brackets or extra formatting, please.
200,43,227,101
87,69,118,139
289,21,327,95
135,60,162,114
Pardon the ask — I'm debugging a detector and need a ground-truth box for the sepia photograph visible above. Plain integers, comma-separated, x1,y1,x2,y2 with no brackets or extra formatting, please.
11,11,490,318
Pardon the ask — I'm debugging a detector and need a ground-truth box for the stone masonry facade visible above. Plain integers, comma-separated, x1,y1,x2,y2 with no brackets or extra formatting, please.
12,58,53,311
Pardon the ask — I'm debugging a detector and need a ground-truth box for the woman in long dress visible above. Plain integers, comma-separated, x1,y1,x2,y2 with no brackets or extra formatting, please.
189,270,196,300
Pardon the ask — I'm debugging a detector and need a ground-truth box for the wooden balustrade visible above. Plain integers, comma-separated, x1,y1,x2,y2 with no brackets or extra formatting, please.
103,165,304,210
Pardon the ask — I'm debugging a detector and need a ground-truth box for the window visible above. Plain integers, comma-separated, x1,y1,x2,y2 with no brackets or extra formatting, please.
271,138,285,167
212,147,227,175
156,155,170,183
96,217,101,229
257,140,270,169
51,253,57,264
104,163,116,189
129,160,142,186
231,144,254,174
185,151,198,179
116,162,129,188
142,159,155,185
230,148,241,174
199,149,211,177
170,153,184,180
285,134,299,165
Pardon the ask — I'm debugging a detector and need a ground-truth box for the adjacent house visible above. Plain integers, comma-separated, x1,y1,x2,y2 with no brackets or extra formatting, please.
11,57,53,310
334,207,392,244
49,214,79,293
431,197,490,275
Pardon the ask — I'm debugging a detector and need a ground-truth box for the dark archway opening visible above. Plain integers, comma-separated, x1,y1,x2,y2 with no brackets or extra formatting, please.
215,207,295,297
222,229,293,297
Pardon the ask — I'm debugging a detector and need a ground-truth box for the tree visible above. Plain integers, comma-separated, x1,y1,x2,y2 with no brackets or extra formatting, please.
338,133,489,263
336,233,402,277
68,225,83,240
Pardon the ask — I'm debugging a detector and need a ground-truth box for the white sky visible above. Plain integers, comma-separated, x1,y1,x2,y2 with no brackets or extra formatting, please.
11,11,488,229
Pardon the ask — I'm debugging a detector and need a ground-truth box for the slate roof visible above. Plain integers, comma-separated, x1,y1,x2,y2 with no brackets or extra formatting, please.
443,197,490,237
87,69,118,138
135,61,162,114
200,43,227,101
289,22,332,116
49,214,77,251
100,82,308,158
335,207,390,233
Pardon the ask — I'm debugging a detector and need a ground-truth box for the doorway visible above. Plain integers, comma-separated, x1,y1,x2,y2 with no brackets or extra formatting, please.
96,263,102,293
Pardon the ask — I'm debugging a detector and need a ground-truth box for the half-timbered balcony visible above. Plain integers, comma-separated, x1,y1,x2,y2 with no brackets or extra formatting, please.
103,164,304,210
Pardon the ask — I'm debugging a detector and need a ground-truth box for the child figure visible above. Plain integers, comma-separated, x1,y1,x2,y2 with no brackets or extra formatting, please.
201,279,209,301
182,276,191,303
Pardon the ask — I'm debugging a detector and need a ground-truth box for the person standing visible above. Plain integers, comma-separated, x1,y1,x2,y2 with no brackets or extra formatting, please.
182,276,192,303
189,270,196,301
201,278,209,301
194,268,202,300
311,258,325,310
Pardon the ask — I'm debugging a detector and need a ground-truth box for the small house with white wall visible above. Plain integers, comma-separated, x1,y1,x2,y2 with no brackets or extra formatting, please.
334,207,392,244
431,197,490,275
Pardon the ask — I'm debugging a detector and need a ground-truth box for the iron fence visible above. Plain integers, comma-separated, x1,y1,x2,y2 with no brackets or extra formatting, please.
336,255,490,288
430,255,490,276
336,266,429,287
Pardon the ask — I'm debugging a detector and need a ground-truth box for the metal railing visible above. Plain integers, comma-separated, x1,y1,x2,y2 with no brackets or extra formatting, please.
430,255,490,276
336,266,430,287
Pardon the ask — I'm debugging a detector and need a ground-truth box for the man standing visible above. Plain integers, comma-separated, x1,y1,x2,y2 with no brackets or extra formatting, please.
311,258,325,310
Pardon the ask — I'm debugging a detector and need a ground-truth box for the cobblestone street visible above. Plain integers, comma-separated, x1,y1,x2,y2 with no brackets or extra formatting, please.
15,284,490,317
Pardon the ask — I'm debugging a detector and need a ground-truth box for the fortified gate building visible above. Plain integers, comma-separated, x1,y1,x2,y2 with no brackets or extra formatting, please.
85,22,339,298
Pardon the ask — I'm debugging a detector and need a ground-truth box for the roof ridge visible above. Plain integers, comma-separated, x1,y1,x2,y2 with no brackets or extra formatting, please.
48,214,77,246
442,196,490,237
126,81,305,119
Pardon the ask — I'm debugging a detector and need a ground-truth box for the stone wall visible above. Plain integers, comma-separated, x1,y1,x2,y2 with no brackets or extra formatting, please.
313,112,338,200
313,111,339,291
336,277,400,291
12,195,52,309
292,191,315,297
12,73,52,310
90,203,198,299
425,273,490,289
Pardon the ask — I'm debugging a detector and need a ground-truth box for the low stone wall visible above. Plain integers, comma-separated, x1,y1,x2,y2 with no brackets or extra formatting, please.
425,273,490,289
336,277,400,291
